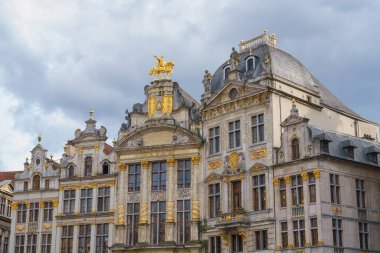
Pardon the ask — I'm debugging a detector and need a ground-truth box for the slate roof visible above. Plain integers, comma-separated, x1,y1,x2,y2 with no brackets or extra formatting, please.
210,44,362,119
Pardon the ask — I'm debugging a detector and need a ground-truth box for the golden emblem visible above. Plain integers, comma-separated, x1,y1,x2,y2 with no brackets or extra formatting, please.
149,55,175,79
229,152,239,169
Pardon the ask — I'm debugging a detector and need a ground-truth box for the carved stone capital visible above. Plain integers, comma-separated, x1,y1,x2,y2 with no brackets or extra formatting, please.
118,163,126,171
52,199,59,208
284,176,291,185
273,178,279,187
301,171,308,182
167,158,175,168
313,169,320,179
141,161,150,170
191,156,201,167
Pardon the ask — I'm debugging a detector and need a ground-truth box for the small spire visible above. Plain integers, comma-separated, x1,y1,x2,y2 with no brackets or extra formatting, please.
290,98,299,116
292,98,296,104
89,108,94,120
50,154,53,160
25,157,29,162
38,133,42,144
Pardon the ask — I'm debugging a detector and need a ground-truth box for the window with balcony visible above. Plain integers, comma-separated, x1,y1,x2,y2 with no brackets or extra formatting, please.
209,183,220,218
61,226,73,253
152,162,166,191
78,224,91,253
291,138,300,160
29,202,39,222
128,164,141,192
209,126,220,154
84,156,93,176
253,174,266,211
17,204,27,223
177,199,191,244
63,190,76,214
178,160,191,189
15,235,25,253
358,222,368,250
27,234,37,253
97,187,110,212
281,222,288,248
252,114,265,144
232,181,242,211
255,230,268,250
280,178,287,207
291,175,303,205
96,224,109,253
151,201,166,244
293,219,305,248
80,188,93,213
311,218,318,246
356,179,365,208
210,236,221,253
309,172,316,203
231,234,243,253
41,234,51,253
127,203,139,246
229,120,241,149
330,174,340,204
43,202,53,222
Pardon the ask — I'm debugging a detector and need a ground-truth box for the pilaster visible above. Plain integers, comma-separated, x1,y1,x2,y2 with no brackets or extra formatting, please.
138,161,150,244
165,158,175,242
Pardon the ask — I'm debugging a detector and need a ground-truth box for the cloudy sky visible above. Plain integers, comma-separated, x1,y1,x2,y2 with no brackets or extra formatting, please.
0,0,379,171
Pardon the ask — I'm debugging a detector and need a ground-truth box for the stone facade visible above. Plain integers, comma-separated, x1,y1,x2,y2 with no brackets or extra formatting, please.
0,179,13,252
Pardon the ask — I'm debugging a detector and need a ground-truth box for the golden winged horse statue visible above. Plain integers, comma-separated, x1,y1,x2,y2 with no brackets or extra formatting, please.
149,55,175,79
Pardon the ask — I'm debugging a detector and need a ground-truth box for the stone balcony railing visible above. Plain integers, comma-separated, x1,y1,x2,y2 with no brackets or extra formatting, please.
239,30,277,52
216,210,249,228
292,205,304,218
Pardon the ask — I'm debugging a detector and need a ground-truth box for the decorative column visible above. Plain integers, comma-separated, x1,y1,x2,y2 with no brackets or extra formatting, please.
93,145,100,176
52,199,59,252
284,175,293,249
313,169,324,247
90,224,96,253
9,202,18,253
190,156,201,241
73,225,79,253
301,171,311,248
115,163,126,244
74,187,80,215
273,178,282,250
92,186,97,214
165,158,176,243
55,225,62,253
138,161,150,244
77,147,83,177
57,188,64,216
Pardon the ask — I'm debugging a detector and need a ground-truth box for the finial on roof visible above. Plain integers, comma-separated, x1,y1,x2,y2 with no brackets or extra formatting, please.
292,98,296,104
25,157,29,162
89,108,94,120
50,154,53,159
290,98,299,117
38,133,42,144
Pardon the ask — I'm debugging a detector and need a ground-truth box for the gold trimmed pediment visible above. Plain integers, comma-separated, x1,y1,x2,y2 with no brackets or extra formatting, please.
248,163,269,173
205,172,222,182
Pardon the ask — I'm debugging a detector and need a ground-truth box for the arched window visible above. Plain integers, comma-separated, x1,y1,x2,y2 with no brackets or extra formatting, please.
32,175,40,190
246,58,254,71
223,66,230,80
67,165,75,178
85,157,93,176
291,139,300,160
102,162,109,175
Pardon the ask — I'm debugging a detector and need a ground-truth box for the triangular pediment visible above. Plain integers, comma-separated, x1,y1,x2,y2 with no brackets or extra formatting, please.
281,115,309,127
203,81,267,110
248,163,269,173
204,172,222,182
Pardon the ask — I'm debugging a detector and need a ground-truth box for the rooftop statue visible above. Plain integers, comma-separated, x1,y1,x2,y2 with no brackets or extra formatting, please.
149,55,175,79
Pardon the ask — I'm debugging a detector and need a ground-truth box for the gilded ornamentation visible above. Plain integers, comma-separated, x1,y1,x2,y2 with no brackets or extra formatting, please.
250,149,267,160
332,205,342,215
229,152,239,168
77,147,83,154
139,203,149,224
207,159,222,170
11,202,18,210
301,171,308,182
305,242,311,247
141,161,150,170
191,156,201,166
191,200,200,221
149,55,175,79
167,158,175,167
273,178,279,186
59,181,115,191
221,234,229,246
163,95,173,114
205,173,221,182
117,204,124,225
238,230,247,244
317,241,324,246
284,176,291,184
16,225,25,231
26,202,30,208
148,96,155,116
313,169,320,179
118,163,126,171
43,223,52,230
40,201,45,208
94,145,100,151
166,201,174,222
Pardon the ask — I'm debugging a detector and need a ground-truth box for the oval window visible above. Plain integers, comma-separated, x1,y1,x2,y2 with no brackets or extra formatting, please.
229,88,238,100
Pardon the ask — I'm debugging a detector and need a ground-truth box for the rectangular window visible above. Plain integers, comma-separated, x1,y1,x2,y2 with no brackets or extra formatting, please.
177,199,191,244
26,234,37,253
209,183,220,218
61,226,73,253
280,178,287,207
78,224,91,253
128,164,141,192
209,126,220,154
80,188,93,213
151,201,166,244
253,174,266,211
291,175,303,206
232,181,242,211
0,197,5,215
178,160,191,188
231,234,243,253
45,180,50,190
29,203,39,222
309,173,316,203
330,174,340,204
356,179,365,208
310,218,318,246
229,120,241,149
15,235,25,253
43,202,53,222
281,222,288,248
210,236,221,253
358,222,368,250
24,181,28,191
152,162,167,191
3,235,9,253
97,187,110,212
293,219,305,248
41,234,51,253
252,114,265,143
255,230,268,250
63,190,76,214
7,199,12,217
96,224,109,253
332,218,343,247
17,203,27,223
126,203,139,246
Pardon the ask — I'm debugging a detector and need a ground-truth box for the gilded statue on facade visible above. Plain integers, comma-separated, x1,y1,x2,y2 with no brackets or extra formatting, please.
149,55,175,79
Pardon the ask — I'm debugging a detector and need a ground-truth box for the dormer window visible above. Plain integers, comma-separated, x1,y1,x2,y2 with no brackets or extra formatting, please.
85,157,93,176
102,162,110,175
291,138,300,160
341,139,357,160
346,147,355,159
32,175,40,190
364,146,380,164
67,165,75,178
320,140,330,153
223,66,230,80
246,58,254,71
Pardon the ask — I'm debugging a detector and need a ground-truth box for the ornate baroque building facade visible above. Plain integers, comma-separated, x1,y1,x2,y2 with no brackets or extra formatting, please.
8,31,380,253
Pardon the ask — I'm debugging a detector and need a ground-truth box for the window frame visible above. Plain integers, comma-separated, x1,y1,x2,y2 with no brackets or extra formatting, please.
96,223,109,253
126,203,140,246
228,120,241,150
15,234,25,253
177,199,191,245
63,190,76,214
253,174,266,211
209,126,220,155
61,226,73,253
330,174,340,204
26,233,37,253
358,222,368,250
41,233,52,253
209,183,220,218
177,160,191,189
291,138,300,160
151,201,166,245
251,113,265,144
17,203,27,223
255,230,268,250
291,175,303,206
80,188,93,213
223,66,231,80
293,219,305,248
84,156,93,177
356,179,365,208
97,187,110,212
29,202,39,222
308,172,316,203
209,236,221,253
151,162,167,191
279,178,287,208
332,218,343,248
78,224,91,253
281,222,288,248
310,217,318,246
128,164,141,192
43,202,53,222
